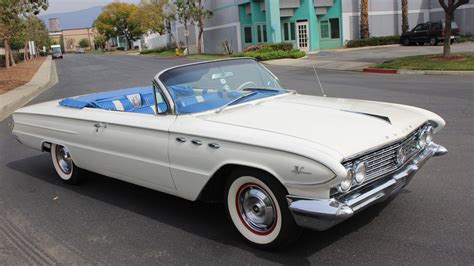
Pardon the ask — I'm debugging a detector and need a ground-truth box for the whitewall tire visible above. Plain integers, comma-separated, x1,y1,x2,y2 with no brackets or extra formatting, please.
51,144,86,184
225,169,301,249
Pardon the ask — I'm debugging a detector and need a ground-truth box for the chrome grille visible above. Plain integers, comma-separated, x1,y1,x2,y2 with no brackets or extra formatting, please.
343,127,421,183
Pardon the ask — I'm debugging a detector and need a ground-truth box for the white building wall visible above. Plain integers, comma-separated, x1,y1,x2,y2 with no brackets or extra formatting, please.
342,0,474,42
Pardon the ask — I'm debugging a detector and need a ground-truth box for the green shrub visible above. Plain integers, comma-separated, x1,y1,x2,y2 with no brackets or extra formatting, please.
232,49,305,61
345,36,400,48
243,42,293,52
268,42,293,51
458,34,474,43
140,46,171,54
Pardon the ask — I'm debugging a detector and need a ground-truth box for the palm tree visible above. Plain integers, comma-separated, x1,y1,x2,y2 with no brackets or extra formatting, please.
401,0,409,34
360,0,369,39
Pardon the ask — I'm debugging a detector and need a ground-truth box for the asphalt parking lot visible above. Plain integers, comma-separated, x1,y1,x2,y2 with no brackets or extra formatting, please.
0,54,473,265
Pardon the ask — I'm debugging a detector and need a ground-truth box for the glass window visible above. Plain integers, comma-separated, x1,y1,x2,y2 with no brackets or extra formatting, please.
158,58,287,114
329,18,340,39
290,22,296,40
244,26,252,43
257,24,267,43
263,24,267,42
257,25,262,42
320,20,329,39
282,22,296,41
283,23,289,41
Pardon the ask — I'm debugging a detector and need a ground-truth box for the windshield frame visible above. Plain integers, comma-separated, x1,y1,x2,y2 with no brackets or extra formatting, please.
152,57,287,115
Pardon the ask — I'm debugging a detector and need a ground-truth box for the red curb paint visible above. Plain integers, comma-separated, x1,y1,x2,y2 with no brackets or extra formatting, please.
362,68,398,74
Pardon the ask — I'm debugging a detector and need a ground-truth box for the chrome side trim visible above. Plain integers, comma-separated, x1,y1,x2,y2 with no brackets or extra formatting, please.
287,142,447,231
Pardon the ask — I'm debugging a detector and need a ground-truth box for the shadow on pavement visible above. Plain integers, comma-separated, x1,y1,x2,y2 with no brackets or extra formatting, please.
7,154,400,265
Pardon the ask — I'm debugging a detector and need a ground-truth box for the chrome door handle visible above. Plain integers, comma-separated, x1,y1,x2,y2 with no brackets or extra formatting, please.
208,143,220,149
94,122,107,132
191,139,203,146
176,137,187,143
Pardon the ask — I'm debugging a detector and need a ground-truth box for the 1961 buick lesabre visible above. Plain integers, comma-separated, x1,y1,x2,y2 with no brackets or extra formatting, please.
11,58,447,249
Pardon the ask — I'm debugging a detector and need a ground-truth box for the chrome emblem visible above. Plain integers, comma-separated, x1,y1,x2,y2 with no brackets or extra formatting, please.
396,146,407,165
291,166,311,175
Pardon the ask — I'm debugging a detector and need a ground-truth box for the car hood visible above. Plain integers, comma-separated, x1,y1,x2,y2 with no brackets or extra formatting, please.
201,94,444,159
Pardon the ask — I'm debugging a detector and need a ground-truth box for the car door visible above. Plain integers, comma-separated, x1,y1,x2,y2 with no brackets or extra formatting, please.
410,23,425,42
79,109,177,192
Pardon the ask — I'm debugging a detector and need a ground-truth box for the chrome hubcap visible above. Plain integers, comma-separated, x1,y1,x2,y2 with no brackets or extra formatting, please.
237,184,276,233
55,145,72,174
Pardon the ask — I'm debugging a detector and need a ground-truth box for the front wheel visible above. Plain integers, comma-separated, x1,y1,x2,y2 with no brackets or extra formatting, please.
51,144,86,184
225,169,301,249
402,37,411,46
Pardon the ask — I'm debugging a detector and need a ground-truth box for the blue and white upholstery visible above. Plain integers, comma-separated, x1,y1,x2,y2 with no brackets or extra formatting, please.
59,86,169,115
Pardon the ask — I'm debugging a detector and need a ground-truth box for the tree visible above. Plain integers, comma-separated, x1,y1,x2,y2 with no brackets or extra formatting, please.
94,35,107,50
162,2,180,49
0,0,48,67
439,0,469,57
135,0,166,35
360,0,369,39
191,0,213,54
23,16,49,59
174,0,194,54
401,0,409,34
79,38,90,48
94,2,143,50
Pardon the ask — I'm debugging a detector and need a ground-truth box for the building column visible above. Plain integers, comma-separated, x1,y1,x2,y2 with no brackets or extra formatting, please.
265,0,282,43
306,0,319,50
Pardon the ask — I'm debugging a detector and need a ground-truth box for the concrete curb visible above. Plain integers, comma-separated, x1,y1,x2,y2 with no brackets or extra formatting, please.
307,44,401,54
362,67,474,76
0,56,57,121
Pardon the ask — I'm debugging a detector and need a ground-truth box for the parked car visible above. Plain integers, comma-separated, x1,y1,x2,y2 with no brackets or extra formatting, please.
51,45,63,59
75,48,85,54
401,20,460,46
11,58,447,249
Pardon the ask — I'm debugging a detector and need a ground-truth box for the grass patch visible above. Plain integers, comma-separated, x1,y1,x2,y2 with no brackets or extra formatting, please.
231,49,306,61
374,53,474,71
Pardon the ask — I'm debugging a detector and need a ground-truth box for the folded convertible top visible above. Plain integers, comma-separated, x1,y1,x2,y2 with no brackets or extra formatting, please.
59,86,154,109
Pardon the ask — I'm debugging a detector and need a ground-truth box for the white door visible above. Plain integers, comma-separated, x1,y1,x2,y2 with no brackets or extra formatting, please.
296,21,310,52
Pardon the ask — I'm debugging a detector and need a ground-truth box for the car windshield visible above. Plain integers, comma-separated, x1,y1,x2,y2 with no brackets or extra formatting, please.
52,47,61,54
158,58,287,114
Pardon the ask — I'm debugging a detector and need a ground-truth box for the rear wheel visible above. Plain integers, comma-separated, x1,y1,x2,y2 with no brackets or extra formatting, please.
224,168,301,249
51,144,86,184
429,37,438,46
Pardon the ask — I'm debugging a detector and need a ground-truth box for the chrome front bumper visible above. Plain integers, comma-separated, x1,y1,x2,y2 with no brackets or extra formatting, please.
287,142,448,231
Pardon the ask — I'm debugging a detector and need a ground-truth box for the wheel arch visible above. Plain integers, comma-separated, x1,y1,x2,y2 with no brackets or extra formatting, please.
197,163,288,203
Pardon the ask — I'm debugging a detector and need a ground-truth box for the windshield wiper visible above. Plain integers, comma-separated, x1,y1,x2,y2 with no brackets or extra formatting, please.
215,91,258,114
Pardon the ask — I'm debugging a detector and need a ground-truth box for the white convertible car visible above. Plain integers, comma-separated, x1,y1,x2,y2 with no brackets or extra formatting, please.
12,58,447,249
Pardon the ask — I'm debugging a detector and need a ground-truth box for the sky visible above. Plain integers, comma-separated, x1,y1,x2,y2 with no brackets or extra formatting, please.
41,0,139,15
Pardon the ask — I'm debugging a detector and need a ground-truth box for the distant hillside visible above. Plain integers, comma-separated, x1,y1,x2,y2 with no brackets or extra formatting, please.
40,6,103,30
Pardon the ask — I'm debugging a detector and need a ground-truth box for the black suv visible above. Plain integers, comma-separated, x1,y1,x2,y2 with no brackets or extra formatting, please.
401,20,460,46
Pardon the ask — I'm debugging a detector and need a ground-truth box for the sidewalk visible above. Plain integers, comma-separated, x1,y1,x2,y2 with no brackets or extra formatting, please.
265,42,474,72
0,56,57,121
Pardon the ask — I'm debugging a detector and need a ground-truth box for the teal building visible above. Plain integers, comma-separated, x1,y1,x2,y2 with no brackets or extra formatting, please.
171,0,343,54
238,0,343,51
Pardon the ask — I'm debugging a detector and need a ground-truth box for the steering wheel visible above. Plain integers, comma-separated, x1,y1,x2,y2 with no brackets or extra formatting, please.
236,81,257,91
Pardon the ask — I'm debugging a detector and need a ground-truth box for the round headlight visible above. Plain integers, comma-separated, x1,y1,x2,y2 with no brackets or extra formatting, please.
338,170,353,192
353,161,367,184
425,126,434,144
